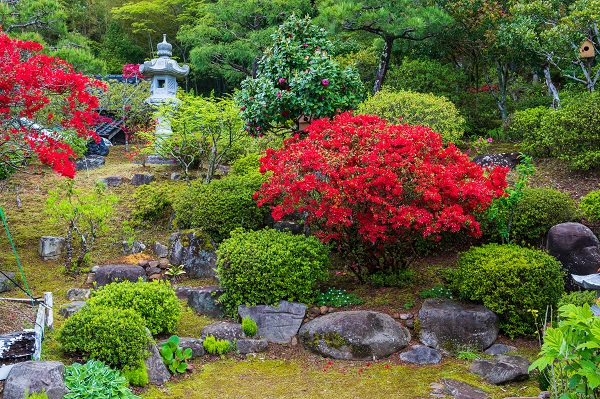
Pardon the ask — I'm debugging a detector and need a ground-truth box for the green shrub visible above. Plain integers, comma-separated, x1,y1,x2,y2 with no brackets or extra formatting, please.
131,182,181,226
357,88,466,144
520,91,600,170
173,174,268,243
87,280,181,335
241,317,258,337
367,268,415,288
64,359,140,399
448,244,565,337
385,57,467,102
580,189,600,222
57,305,149,369
557,291,597,309
216,228,330,317
504,106,551,143
482,187,577,245
121,361,149,387
231,153,262,176
316,288,363,307
202,335,231,355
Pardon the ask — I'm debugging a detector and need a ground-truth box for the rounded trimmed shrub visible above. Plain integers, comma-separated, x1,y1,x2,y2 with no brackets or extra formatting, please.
480,187,577,245
57,305,149,369
580,189,600,223
87,280,181,335
357,88,466,144
448,243,564,337
132,181,182,226
173,173,268,243
216,228,330,317
504,106,551,143
231,153,262,176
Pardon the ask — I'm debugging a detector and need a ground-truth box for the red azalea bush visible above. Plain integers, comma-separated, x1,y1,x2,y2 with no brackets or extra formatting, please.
0,30,103,178
255,113,508,280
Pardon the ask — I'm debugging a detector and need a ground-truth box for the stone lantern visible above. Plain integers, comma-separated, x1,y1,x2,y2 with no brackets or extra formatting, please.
139,35,190,160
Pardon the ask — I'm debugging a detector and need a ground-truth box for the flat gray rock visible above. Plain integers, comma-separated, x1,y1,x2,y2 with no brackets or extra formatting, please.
299,310,410,360
469,355,531,385
38,236,65,261
131,173,154,186
93,264,146,287
238,301,306,344
400,345,442,364
66,288,90,301
0,272,16,293
443,378,488,399
484,343,517,356
236,338,268,354
200,322,244,342
58,301,86,318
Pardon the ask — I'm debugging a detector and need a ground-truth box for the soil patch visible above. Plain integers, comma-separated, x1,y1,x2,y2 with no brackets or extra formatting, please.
0,300,37,334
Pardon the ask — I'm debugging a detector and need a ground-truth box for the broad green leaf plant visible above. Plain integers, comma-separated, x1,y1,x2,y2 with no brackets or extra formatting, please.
530,304,600,399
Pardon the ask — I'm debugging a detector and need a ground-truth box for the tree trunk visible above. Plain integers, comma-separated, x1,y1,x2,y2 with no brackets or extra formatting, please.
543,64,560,109
373,36,395,94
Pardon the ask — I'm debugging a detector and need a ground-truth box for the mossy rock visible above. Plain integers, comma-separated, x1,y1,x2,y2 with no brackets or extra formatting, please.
299,311,410,360
168,229,217,278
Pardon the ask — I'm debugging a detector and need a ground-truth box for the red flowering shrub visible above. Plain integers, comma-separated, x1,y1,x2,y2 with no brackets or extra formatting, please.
0,30,103,178
255,113,508,280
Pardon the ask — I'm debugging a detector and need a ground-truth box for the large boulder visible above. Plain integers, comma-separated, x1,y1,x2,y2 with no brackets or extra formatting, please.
469,355,531,385
547,222,600,288
299,310,410,360
200,322,245,342
4,361,68,399
93,265,146,287
238,301,307,344
168,230,217,279
131,173,154,186
38,236,65,261
187,286,224,318
418,299,499,353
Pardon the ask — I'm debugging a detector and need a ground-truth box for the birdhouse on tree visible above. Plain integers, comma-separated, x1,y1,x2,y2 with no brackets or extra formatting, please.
580,39,595,59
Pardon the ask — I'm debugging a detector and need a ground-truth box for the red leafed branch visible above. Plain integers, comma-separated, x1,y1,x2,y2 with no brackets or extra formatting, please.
0,30,104,178
254,112,508,278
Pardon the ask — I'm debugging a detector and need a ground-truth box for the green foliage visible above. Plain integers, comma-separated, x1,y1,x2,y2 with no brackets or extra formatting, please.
367,269,415,288
45,180,119,275
385,57,467,102
95,79,152,133
173,174,267,243
160,335,192,374
419,286,454,300
357,89,465,144
484,154,535,244
449,244,565,337
144,93,246,183
520,91,600,170
580,190,600,223
131,182,180,226
57,305,149,369
64,359,140,399
236,15,365,134
241,317,258,337
88,280,181,335
202,335,231,356
504,106,550,143
121,361,149,387
25,391,48,399
216,228,330,317
558,291,598,309
485,186,577,246
231,153,261,176
529,304,600,399
316,288,363,307
456,350,479,361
